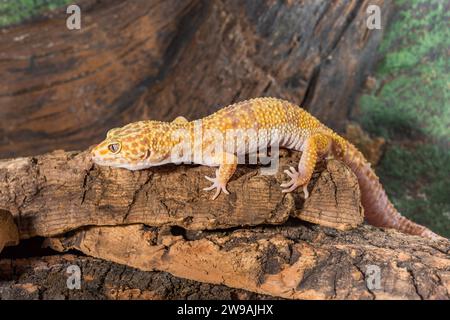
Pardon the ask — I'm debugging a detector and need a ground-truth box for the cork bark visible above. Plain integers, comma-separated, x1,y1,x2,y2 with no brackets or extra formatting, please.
0,210,19,253
44,223,450,300
0,148,448,300
0,254,274,300
0,149,362,240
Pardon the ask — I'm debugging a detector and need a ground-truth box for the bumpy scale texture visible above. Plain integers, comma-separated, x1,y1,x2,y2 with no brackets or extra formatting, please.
92,98,442,240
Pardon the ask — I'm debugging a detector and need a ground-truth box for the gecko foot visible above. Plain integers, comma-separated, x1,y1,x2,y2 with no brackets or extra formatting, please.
203,170,230,200
281,166,310,198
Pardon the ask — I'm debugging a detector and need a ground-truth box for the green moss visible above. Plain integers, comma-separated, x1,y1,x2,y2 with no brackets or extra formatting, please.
362,0,450,141
0,0,73,27
378,145,450,191
377,145,450,236
359,0,450,237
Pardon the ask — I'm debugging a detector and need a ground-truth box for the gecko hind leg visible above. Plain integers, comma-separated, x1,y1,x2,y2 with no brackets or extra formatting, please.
281,134,330,198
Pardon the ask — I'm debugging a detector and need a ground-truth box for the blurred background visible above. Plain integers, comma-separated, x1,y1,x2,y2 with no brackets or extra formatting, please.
0,0,448,237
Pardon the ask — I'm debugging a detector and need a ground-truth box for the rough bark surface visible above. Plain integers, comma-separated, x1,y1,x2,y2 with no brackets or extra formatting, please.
0,147,448,299
0,149,362,240
0,0,393,158
45,223,450,300
0,210,19,252
0,254,274,300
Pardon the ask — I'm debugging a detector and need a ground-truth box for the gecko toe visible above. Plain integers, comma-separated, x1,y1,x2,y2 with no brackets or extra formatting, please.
212,188,221,200
222,186,230,194
303,185,309,199
282,183,299,193
203,185,216,191
280,182,294,188
280,178,295,188
284,170,294,178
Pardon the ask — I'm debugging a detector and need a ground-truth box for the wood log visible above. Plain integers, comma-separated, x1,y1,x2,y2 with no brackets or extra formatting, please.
0,0,394,158
0,147,448,299
0,148,362,239
45,223,450,300
0,254,274,300
0,209,19,252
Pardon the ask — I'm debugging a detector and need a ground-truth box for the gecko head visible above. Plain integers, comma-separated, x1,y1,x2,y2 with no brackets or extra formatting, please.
91,121,177,170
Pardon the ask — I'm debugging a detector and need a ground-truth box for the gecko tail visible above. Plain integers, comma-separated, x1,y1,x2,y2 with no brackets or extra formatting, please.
340,141,445,241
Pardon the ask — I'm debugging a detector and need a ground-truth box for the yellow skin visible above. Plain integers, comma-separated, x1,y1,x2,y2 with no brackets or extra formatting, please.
91,97,444,240
91,97,346,200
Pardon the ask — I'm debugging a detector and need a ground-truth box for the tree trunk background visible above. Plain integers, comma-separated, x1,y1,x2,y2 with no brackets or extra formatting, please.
0,0,392,158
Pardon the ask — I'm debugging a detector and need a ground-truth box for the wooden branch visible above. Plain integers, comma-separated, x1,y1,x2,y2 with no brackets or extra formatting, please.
0,149,362,239
0,209,19,253
0,254,273,300
0,148,448,299
45,223,450,300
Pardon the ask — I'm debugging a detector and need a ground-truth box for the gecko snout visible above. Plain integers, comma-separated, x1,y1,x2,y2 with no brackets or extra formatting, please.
90,144,108,162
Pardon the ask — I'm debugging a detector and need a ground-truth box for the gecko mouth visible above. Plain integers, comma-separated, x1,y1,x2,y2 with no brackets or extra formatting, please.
91,157,118,167
91,155,171,171
90,152,122,167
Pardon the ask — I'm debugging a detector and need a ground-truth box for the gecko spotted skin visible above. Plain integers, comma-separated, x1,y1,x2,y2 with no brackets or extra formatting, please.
91,97,442,240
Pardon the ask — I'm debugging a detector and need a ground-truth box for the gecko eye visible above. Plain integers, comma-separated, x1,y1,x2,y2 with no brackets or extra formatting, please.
108,143,121,154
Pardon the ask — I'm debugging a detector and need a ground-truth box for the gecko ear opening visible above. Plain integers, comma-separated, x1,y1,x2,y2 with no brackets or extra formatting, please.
141,149,151,160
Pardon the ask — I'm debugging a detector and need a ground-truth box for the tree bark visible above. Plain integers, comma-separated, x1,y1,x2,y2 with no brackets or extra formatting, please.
0,149,362,240
0,0,393,158
0,148,448,299
0,254,274,300
0,209,19,252
44,223,450,300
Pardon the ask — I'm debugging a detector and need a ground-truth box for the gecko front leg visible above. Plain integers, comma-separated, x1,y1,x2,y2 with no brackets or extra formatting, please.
281,134,331,198
203,152,238,200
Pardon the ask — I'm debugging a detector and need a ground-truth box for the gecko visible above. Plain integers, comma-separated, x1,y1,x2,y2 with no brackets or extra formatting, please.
91,97,443,240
